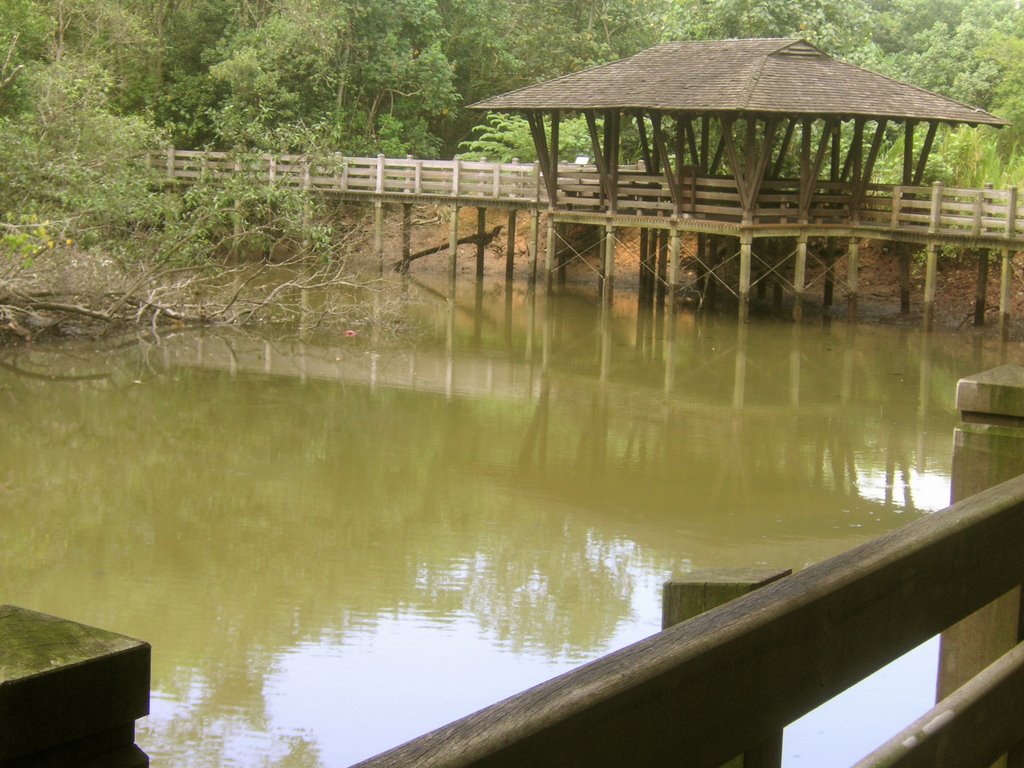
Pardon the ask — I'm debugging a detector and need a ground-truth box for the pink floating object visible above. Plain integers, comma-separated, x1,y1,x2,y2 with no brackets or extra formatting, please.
344,329,358,337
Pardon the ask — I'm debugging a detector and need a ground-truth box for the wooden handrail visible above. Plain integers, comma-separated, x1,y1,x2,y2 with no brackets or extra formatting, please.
149,148,1024,243
351,473,1024,768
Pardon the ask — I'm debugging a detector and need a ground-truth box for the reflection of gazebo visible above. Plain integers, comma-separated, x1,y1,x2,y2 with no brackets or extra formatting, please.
472,39,1013,326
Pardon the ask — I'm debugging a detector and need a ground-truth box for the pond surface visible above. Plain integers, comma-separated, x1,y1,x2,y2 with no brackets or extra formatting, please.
2,282,1021,767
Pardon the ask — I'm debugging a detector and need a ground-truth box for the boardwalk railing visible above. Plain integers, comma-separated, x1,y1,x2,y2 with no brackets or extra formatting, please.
151,148,1024,244
351,473,1024,768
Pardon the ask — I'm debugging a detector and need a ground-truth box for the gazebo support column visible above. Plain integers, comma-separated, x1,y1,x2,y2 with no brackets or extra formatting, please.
793,232,807,322
527,209,540,291
739,231,752,322
603,221,616,310
545,216,556,293
847,238,859,321
668,227,680,314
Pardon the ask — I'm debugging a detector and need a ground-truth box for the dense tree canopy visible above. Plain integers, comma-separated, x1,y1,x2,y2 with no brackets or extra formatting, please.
2,0,1024,263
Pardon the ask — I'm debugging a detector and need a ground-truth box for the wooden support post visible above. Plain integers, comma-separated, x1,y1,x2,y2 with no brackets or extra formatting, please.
374,200,385,272
639,228,650,302
793,233,807,322
663,569,791,768
545,216,556,294
557,223,569,286
739,232,752,322
603,221,616,310
1000,248,1013,341
847,237,859,321
976,250,990,327
923,242,938,332
939,366,1024,768
657,229,668,306
528,209,539,292
668,227,680,314
401,203,413,274
448,206,459,299
476,207,487,281
900,244,912,315
823,239,835,308
505,209,517,284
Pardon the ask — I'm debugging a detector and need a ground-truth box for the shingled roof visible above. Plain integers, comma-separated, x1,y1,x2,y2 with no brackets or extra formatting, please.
471,39,1007,127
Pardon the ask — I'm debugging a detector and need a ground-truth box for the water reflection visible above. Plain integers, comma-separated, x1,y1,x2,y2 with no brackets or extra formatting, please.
0,285,1020,767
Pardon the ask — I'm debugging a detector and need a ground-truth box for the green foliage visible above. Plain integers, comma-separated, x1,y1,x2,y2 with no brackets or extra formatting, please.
665,0,875,55
458,112,602,163
3,0,1024,271
458,113,539,162
1,214,53,266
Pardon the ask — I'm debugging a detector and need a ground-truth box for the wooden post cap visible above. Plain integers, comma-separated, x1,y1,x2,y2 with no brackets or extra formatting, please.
0,605,150,764
957,365,1024,425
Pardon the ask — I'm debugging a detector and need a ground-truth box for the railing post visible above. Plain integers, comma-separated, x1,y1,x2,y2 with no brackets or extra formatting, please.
375,154,385,194
166,146,176,179
663,569,791,768
939,366,1024,768
928,180,944,234
452,158,461,197
268,155,277,183
890,185,902,230
1008,186,1019,239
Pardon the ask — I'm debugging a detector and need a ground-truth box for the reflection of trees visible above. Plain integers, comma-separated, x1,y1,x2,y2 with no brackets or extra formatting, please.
0,353,646,764
0,313,1007,766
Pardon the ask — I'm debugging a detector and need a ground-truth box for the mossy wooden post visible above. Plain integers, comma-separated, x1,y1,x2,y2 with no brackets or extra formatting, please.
0,605,150,767
662,569,791,768
939,365,1024,767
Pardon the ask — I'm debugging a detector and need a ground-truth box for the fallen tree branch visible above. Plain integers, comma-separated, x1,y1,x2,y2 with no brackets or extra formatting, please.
390,225,503,271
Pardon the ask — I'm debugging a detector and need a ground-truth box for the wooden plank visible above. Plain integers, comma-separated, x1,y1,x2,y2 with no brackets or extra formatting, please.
852,641,1024,768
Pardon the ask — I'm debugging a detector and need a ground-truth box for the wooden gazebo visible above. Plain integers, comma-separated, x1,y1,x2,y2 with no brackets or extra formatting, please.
471,39,1012,325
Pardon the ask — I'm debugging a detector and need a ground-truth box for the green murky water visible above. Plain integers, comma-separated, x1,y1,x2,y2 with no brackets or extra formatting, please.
2,284,1020,767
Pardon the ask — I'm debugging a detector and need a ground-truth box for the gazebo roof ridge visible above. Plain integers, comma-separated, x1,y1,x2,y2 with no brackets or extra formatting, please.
469,38,1008,127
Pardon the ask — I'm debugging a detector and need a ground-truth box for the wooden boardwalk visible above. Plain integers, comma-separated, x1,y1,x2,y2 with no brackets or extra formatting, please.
154,148,1023,245
152,148,1024,331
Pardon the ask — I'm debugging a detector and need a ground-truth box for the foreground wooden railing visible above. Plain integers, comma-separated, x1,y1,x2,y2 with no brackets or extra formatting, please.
150,148,1023,244
351,473,1024,768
